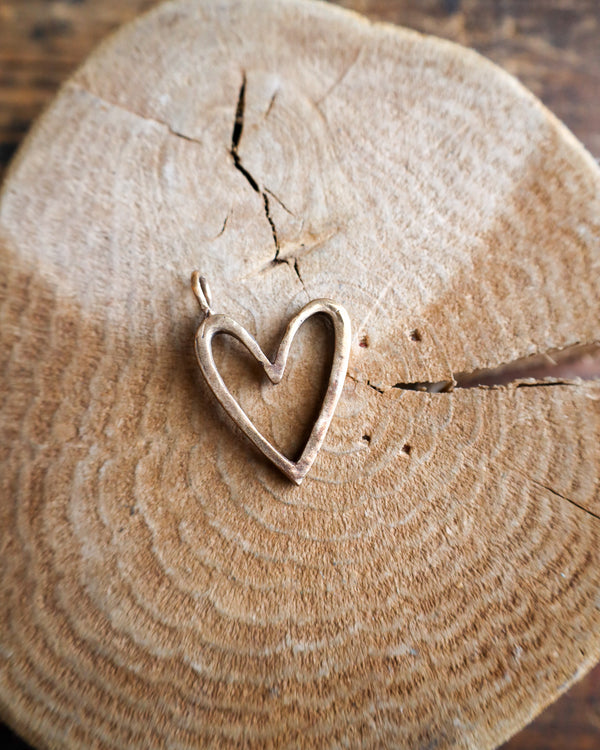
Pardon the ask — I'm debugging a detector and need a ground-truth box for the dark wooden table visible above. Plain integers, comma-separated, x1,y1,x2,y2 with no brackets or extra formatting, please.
1,1,599,747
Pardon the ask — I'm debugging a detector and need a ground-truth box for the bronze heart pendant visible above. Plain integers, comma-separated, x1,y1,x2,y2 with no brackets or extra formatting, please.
191,272,351,485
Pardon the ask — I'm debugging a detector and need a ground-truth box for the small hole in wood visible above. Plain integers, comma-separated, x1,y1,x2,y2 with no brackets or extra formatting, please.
409,329,422,342
359,335,369,348
402,443,412,455
362,434,371,444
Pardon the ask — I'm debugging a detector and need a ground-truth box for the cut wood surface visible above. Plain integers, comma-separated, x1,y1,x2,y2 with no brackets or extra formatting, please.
1,0,600,748
2,0,600,186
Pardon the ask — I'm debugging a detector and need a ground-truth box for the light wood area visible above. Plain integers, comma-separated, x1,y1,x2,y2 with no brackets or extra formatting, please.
1,0,600,747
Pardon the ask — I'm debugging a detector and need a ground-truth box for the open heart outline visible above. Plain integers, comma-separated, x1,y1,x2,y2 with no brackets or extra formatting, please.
192,275,351,485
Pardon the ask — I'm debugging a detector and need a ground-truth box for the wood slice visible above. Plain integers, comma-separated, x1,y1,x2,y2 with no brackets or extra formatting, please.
1,0,600,747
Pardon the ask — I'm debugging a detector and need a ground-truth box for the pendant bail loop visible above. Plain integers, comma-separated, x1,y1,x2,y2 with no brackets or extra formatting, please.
191,271,213,316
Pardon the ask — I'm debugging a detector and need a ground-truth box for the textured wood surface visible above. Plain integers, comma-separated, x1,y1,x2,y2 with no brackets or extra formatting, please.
1,0,599,184
1,1,600,748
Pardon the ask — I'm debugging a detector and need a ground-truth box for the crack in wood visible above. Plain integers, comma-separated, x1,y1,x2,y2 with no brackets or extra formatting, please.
385,342,600,393
229,72,280,256
530,479,600,522
454,342,600,389
264,187,294,216
314,46,363,107
349,345,600,395
68,81,204,147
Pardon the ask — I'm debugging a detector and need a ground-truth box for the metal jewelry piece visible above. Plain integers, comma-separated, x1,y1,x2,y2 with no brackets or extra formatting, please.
191,271,351,485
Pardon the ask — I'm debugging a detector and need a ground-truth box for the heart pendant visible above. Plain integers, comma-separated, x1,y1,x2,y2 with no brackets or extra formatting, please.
191,272,351,485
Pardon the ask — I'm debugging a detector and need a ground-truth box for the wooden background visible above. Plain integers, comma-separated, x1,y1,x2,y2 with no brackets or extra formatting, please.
0,0,598,747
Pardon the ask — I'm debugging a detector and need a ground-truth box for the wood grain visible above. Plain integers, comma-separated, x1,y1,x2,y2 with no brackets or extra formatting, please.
1,0,599,185
1,1,600,748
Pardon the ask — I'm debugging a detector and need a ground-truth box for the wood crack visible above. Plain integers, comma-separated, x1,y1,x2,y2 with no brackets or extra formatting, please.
530,479,600,523
229,72,280,257
454,342,600,389
68,81,205,148
264,187,294,216
314,46,363,107
387,342,600,393
349,372,597,396
76,75,285,259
